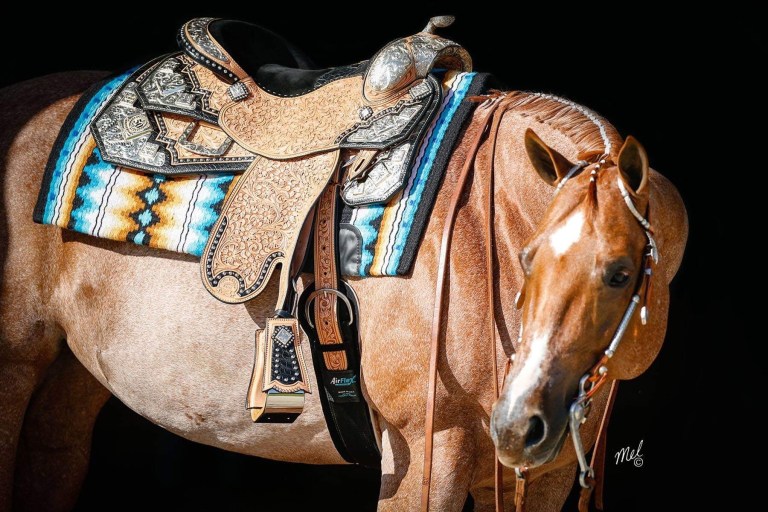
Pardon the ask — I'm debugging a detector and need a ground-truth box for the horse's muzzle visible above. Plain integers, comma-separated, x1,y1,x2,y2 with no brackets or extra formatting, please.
490,390,569,468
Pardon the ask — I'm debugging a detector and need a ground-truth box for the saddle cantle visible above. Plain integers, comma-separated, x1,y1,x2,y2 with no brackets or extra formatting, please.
83,16,471,434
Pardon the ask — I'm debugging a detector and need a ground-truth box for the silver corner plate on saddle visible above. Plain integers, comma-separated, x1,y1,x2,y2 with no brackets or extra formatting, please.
135,54,219,124
91,57,254,175
341,76,443,206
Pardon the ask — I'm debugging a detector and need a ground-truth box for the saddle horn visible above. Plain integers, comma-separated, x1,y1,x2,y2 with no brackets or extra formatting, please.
422,15,455,34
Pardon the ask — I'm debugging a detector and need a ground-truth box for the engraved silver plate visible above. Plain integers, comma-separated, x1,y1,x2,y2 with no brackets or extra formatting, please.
91,65,254,175
273,326,295,347
345,104,423,144
364,33,471,101
93,82,166,167
177,121,233,156
342,142,413,205
410,34,452,76
409,81,432,100
139,57,198,111
227,81,250,101
365,40,413,98
185,17,229,63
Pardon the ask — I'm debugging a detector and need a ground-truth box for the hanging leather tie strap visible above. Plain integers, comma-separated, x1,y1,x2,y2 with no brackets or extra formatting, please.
514,468,528,512
484,100,512,512
578,380,619,512
421,97,503,512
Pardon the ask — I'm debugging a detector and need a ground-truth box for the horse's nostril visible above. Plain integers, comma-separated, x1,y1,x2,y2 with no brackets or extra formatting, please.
524,415,546,448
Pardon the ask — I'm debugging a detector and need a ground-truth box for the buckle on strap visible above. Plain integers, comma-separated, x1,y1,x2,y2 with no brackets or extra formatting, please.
178,120,233,156
304,288,355,328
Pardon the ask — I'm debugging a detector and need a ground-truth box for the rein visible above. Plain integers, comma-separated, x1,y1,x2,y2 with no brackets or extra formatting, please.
420,95,659,511
421,94,506,512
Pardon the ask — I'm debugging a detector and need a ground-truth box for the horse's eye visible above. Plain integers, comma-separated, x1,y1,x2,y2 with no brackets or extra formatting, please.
608,269,631,288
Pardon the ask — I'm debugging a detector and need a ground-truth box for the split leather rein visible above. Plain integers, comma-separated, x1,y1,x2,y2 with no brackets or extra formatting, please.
420,93,659,512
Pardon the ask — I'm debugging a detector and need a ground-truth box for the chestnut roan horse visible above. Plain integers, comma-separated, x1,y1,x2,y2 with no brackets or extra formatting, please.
0,71,687,511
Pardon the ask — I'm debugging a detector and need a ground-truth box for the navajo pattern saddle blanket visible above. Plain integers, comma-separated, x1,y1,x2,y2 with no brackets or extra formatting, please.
33,17,490,466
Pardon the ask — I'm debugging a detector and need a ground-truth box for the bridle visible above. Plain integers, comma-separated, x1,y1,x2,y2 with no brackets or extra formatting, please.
564,159,659,490
420,94,659,512
557,158,659,500
516,158,659,510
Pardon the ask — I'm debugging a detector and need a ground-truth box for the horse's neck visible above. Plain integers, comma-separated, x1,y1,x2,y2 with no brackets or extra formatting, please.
452,105,595,355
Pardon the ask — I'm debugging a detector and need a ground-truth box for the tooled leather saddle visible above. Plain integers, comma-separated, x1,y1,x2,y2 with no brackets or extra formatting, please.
88,16,471,464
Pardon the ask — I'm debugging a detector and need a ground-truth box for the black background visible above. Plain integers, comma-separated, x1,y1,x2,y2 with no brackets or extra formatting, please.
2,3,760,510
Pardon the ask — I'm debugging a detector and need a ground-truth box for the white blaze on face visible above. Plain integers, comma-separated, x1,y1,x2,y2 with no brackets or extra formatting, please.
505,331,550,420
549,210,585,257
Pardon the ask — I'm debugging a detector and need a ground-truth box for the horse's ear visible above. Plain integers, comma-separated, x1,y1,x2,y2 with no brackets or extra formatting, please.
524,129,576,186
617,136,649,195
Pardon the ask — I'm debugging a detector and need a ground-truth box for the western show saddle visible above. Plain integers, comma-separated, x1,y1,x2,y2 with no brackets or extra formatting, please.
89,16,471,464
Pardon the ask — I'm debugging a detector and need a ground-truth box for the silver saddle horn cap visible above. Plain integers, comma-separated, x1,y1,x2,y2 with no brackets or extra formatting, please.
422,15,456,34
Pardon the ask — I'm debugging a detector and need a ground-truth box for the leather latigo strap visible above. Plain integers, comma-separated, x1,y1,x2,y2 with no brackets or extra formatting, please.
313,182,348,370
247,317,311,423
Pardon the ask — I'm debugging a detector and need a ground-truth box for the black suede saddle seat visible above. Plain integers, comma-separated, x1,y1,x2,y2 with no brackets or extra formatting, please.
205,19,366,97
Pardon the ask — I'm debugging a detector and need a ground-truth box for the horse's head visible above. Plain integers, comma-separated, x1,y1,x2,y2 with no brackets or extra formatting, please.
491,128,668,468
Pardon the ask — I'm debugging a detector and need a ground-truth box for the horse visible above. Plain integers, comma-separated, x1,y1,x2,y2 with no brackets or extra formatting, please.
0,71,687,511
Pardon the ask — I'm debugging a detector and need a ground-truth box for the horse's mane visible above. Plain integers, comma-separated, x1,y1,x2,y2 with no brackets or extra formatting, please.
502,91,624,158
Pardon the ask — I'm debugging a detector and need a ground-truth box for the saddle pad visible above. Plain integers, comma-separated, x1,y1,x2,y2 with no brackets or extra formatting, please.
34,70,489,276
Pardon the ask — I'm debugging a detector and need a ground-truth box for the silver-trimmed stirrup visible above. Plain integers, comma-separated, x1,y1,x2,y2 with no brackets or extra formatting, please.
568,170,659,490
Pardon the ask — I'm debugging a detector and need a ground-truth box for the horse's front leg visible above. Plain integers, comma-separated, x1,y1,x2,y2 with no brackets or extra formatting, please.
378,423,474,512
